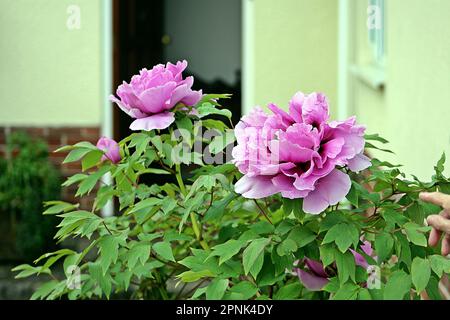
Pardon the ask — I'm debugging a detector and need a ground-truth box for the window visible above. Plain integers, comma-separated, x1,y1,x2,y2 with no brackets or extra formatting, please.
367,0,385,67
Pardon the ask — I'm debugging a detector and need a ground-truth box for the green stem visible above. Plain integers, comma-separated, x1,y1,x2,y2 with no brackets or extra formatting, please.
175,163,187,196
175,163,209,251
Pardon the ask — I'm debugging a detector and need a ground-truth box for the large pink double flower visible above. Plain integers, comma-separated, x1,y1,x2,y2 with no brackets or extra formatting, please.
232,92,371,214
110,60,202,131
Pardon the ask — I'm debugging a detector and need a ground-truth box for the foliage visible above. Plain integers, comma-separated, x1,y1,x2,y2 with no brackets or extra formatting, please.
13,98,450,300
0,131,60,260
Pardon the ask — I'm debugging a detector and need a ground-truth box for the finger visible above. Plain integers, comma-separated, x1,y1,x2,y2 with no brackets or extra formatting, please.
419,192,450,209
428,227,442,247
426,214,450,234
442,234,450,256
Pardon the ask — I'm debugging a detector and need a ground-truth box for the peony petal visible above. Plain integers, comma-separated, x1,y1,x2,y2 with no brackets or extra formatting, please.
347,153,371,172
289,92,305,123
129,112,175,131
166,60,188,81
268,103,294,127
321,137,345,159
234,175,279,199
272,174,309,198
302,92,330,127
97,136,121,164
180,89,203,106
138,82,177,114
302,169,351,214
350,249,369,269
109,95,147,119
304,259,328,278
296,269,329,291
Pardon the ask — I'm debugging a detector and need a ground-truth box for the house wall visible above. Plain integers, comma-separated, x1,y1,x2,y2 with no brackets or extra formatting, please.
0,0,103,126
349,0,450,179
251,0,338,116
0,0,104,207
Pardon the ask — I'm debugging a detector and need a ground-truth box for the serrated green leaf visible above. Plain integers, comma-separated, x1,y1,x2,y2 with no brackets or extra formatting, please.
153,241,175,262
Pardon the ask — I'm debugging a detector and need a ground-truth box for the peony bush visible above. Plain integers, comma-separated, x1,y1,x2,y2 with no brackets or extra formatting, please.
14,61,450,300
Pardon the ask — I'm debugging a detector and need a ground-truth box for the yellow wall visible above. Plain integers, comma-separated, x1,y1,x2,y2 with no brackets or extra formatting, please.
350,0,450,179
0,0,102,126
253,0,338,116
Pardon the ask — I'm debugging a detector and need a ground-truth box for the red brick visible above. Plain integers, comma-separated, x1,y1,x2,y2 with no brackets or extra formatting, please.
10,127,47,138
81,127,100,138
66,136,97,146
0,128,5,144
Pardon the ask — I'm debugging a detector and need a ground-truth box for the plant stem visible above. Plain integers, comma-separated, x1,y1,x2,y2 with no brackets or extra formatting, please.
175,163,187,195
175,163,209,250
253,199,273,225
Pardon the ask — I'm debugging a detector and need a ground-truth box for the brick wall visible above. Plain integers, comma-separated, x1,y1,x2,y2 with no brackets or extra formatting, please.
0,126,101,209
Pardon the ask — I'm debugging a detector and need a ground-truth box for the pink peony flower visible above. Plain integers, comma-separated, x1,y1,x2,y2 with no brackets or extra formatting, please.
110,60,202,131
296,241,375,291
232,92,371,214
96,136,121,164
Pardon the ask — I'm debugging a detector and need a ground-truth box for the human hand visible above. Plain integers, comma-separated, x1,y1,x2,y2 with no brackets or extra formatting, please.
419,192,450,256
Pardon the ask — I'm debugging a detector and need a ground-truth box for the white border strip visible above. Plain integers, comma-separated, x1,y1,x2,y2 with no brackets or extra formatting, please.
101,0,114,217
338,0,350,119
242,0,255,115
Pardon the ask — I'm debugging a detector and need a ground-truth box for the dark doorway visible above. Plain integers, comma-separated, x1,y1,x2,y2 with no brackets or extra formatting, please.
112,0,242,141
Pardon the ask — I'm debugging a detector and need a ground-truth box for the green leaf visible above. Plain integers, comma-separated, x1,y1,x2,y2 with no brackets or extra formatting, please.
127,243,151,269
406,202,425,225
98,235,119,274
396,232,412,268
332,282,359,300
43,201,79,215
228,281,258,300
335,251,356,284
76,165,111,196
186,175,216,200
273,282,302,300
384,270,411,300
276,239,298,256
358,288,373,300
242,238,270,278
63,147,93,164
365,142,394,154
430,255,450,277
208,239,245,265
206,278,229,300
382,209,409,227
434,152,446,175
364,133,389,144
62,173,88,187
346,183,359,207
129,133,151,156
208,130,235,154
153,241,175,262
287,226,316,248
89,262,112,298
204,192,237,221
31,280,61,300
411,257,431,293
177,270,215,283
161,197,177,215
320,244,336,267
129,198,162,214
404,222,428,247
197,102,232,119
81,150,103,171
375,232,394,262
323,223,359,253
